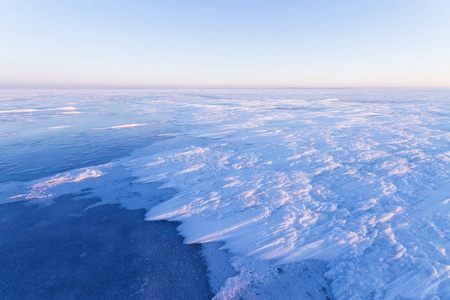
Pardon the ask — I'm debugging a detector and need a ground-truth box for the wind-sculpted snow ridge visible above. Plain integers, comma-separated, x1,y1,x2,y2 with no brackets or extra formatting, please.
125,92,450,300
0,164,112,205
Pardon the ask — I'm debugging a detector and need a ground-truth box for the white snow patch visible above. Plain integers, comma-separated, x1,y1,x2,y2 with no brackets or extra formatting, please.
94,123,149,130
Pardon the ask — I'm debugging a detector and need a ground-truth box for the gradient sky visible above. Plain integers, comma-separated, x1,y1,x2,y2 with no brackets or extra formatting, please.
1,0,450,88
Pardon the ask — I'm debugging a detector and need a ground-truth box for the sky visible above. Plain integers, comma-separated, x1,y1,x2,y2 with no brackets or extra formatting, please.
1,0,449,88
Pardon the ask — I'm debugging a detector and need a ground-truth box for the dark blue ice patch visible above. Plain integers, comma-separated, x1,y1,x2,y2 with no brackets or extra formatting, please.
0,195,213,300
0,129,173,183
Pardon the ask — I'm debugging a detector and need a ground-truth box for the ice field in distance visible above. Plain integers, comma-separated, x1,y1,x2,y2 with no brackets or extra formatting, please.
1,88,449,299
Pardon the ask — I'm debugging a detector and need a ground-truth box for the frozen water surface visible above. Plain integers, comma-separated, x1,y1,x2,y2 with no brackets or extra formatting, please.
0,90,173,182
0,194,213,300
1,88,449,299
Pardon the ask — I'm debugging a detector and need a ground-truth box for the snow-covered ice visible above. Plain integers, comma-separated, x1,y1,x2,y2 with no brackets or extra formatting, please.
1,88,449,299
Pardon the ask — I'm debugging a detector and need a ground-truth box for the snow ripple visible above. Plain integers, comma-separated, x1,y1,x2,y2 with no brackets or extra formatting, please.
124,92,450,299
4,90,449,299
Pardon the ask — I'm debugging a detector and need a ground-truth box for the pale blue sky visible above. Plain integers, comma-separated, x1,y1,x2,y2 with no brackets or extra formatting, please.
1,0,449,88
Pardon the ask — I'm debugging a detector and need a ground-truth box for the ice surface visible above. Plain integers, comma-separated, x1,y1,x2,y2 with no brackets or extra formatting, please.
0,194,213,299
1,88,449,299
0,90,173,182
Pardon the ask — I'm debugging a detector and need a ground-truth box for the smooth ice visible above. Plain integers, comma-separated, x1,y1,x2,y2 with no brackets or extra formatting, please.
0,194,213,299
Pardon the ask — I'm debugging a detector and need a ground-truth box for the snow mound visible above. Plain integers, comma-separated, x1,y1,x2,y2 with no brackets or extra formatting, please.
3,89,449,299
124,91,450,299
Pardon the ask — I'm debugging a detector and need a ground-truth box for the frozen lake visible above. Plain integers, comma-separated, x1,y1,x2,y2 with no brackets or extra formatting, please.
0,88,449,299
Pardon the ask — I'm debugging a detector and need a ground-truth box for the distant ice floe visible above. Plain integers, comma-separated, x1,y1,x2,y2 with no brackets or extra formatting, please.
43,126,70,130
0,107,77,114
0,132,15,137
94,123,149,130
0,109,40,113
61,111,84,115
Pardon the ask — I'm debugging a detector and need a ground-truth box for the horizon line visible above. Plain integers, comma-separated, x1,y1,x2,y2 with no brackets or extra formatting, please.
2,85,450,90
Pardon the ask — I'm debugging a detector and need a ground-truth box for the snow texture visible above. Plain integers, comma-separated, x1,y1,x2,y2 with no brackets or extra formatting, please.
1,89,449,299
